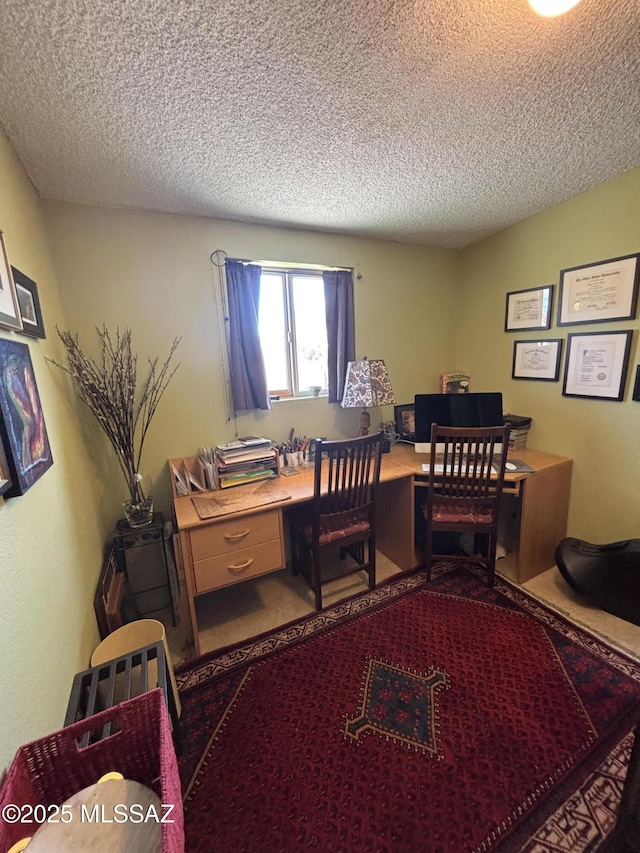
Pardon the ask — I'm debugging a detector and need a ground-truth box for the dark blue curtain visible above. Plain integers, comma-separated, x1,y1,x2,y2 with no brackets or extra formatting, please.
225,260,271,411
323,270,355,403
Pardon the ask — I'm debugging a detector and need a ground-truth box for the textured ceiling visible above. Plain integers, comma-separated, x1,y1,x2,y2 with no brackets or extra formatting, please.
0,0,639,248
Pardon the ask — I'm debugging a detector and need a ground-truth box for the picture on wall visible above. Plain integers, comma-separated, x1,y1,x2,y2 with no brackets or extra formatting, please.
0,230,22,332
0,338,53,496
512,339,563,381
0,438,13,497
504,285,553,332
562,330,633,401
12,266,46,339
558,253,640,326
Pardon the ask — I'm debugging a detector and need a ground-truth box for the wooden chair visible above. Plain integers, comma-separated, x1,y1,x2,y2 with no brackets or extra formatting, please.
422,423,511,585
289,433,383,610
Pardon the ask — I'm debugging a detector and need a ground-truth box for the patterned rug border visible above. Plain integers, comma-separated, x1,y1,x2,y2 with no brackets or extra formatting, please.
177,564,640,852
176,564,640,694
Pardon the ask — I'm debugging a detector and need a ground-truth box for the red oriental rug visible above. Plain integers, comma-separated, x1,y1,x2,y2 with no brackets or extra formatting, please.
175,567,640,852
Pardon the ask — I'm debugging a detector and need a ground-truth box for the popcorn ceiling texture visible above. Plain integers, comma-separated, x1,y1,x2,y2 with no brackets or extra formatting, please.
0,0,638,248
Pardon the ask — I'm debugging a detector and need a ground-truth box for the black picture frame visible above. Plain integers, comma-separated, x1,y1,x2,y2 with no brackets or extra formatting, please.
12,266,46,339
0,437,13,497
394,403,416,442
562,330,633,401
504,285,554,332
512,339,563,382
557,253,640,326
0,338,54,495
632,366,640,402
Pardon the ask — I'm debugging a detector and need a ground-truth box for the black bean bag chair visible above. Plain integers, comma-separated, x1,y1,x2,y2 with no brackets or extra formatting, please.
555,537,640,627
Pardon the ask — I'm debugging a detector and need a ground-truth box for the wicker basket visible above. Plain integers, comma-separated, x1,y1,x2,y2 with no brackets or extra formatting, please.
0,689,183,852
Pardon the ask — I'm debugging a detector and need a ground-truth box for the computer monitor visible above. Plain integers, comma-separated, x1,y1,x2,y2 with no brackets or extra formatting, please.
414,392,504,453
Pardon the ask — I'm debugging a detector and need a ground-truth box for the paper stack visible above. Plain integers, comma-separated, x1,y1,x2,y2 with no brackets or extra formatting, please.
215,437,278,489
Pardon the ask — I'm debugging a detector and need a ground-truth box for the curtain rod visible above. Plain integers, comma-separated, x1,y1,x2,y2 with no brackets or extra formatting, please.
210,249,351,272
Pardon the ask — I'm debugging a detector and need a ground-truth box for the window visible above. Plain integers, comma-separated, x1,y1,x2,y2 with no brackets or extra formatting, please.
258,269,329,397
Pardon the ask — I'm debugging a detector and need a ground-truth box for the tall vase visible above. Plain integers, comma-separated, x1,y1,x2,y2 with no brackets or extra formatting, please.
123,472,153,528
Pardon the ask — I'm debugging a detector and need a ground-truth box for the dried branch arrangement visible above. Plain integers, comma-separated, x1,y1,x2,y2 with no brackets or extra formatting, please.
49,327,180,511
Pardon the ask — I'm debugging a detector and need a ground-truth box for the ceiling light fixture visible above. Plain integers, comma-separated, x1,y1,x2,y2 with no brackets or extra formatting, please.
528,0,581,16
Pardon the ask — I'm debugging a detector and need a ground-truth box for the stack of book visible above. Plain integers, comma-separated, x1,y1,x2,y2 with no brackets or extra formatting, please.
215,437,278,489
504,415,532,451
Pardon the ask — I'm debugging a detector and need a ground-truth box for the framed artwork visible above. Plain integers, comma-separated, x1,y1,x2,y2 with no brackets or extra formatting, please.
0,230,22,331
394,403,416,442
0,338,53,495
512,339,563,381
558,253,640,326
0,437,12,496
505,285,553,332
562,330,633,401
12,267,46,338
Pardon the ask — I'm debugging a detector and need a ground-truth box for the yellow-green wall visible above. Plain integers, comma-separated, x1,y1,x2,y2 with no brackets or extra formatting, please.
0,131,107,769
457,167,640,541
42,202,459,513
2,117,639,771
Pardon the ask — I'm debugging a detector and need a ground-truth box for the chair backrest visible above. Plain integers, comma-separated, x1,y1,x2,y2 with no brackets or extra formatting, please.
427,423,511,505
313,433,383,518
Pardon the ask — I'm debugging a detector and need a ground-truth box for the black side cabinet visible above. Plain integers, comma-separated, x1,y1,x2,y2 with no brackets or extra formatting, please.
113,512,175,623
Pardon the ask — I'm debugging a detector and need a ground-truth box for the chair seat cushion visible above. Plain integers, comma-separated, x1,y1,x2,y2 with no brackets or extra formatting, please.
428,502,494,525
297,510,371,545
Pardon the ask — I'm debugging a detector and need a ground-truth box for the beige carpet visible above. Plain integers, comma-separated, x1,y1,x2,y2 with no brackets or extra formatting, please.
523,566,640,660
165,555,640,664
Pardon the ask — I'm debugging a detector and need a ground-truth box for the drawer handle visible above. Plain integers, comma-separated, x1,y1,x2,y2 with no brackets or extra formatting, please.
224,529,251,542
227,558,254,573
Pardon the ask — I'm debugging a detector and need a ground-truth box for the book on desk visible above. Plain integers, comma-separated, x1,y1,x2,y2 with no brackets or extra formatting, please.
170,438,279,496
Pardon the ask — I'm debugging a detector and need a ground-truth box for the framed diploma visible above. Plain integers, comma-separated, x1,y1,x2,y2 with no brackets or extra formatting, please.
504,285,553,331
562,330,633,401
558,253,640,326
512,339,563,381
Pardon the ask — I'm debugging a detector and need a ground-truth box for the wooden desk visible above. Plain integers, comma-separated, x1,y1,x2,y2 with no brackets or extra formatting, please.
172,446,571,653
389,443,573,585
172,455,414,654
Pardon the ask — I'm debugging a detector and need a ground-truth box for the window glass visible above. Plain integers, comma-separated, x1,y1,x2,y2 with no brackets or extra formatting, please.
258,272,289,392
258,269,328,396
291,275,328,392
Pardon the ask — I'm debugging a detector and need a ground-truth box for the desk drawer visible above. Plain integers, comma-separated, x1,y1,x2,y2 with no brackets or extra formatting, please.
194,538,284,593
190,510,281,561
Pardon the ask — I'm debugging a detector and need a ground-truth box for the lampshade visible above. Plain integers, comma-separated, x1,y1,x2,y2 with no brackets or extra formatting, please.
341,357,396,435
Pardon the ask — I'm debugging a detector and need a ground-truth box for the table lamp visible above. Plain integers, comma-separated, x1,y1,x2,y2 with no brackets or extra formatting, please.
341,357,396,435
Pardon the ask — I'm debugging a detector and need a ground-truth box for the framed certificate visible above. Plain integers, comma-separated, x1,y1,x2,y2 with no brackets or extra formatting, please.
505,285,553,331
562,330,633,401
558,254,640,326
512,339,563,381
